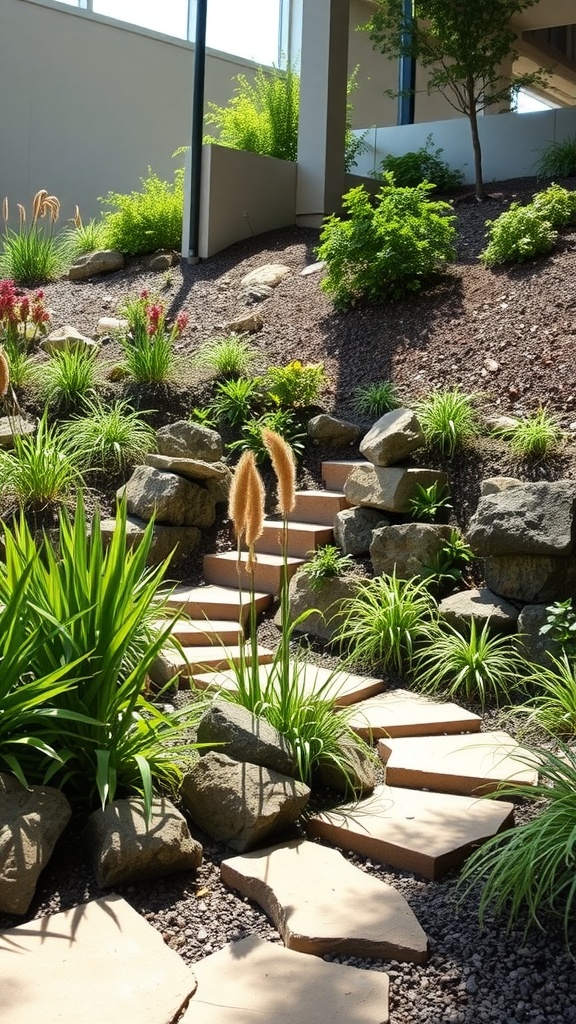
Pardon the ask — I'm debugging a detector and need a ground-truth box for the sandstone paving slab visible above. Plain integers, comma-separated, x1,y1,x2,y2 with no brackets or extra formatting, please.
0,894,197,1024
347,689,481,740
193,661,384,705
378,731,539,796
307,784,514,880
221,839,428,964
182,933,390,1024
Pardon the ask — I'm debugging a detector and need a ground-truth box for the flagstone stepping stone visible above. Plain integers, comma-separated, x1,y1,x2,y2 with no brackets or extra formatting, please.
0,894,197,1024
347,689,481,740
192,662,384,705
221,839,428,964
307,784,515,880
378,731,539,796
182,933,390,1024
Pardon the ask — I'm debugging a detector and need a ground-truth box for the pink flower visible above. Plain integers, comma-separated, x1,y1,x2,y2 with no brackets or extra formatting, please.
175,311,189,334
147,304,163,335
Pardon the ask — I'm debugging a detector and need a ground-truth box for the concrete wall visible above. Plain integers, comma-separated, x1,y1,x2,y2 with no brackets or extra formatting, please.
353,106,576,184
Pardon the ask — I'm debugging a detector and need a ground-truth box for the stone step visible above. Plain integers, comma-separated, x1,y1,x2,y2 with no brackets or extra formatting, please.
164,585,272,624
150,644,275,687
0,895,197,1024
183,933,390,1024
347,689,482,740
378,730,539,797
321,459,367,492
253,519,334,558
221,839,428,964
307,784,515,881
154,618,244,647
203,551,305,595
192,661,384,705
287,489,351,526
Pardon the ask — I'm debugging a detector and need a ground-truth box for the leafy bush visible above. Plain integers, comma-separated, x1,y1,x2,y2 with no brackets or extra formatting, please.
354,380,400,419
480,203,557,267
264,360,327,409
205,65,300,162
408,481,451,522
211,376,264,427
376,136,464,191
535,136,576,179
101,168,184,256
228,409,306,463
335,572,435,675
540,599,576,662
0,191,74,285
194,334,259,379
299,545,354,592
39,347,98,413
0,412,85,509
502,407,563,458
416,386,478,456
317,177,456,309
62,397,156,473
118,291,187,383
531,184,576,228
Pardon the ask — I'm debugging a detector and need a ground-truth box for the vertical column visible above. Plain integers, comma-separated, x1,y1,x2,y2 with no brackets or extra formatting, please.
296,0,349,227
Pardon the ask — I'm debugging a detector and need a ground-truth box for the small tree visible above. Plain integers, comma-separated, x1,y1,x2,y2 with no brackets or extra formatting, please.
367,0,548,200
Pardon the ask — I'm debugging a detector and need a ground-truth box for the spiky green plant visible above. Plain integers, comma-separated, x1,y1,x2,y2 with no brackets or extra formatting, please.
211,376,264,427
299,545,355,592
535,137,576,179
416,387,478,456
194,335,259,379
39,347,99,413
354,380,401,419
503,408,563,459
61,397,157,473
0,412,85,509
521,654,576,736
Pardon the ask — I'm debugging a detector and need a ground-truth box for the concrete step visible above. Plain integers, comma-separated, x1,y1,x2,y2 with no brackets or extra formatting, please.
288,490,351,526
164,585,271,624
151,644,275,688
308,784,515,881
154,618,244,647
347,689,482,740
253,519,334,558
192,661,384,705
203,551,305,595
378,730,539,797
321,459,367,492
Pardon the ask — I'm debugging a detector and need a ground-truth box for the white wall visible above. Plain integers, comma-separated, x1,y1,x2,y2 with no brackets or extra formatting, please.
353,107,576,184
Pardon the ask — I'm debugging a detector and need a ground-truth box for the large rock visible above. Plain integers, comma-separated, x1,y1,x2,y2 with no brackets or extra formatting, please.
517,604,565,668
119,466,216,527
334,506,390,556
68,249,124,280
307,414,362,446
438,588,519,633
197,701,295,776
286,571,359,641
0,415,35,450
0,773,71,915
99,514,201,567
345,465,448,514
41,324,98,354
223,312,263,334
146,453,230,482
467,481,576,556
370,523,452,579
156,421,223,462
84,797,202,888
181,751,310,852
359,408,424,467
484,553,576,604
240,263,291,289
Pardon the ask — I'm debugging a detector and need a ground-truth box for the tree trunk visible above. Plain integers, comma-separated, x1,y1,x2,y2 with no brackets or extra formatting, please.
468,89,485,202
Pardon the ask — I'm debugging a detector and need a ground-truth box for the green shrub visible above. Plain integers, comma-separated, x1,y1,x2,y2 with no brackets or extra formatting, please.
212,376,264,428
416,387,478,456
39,347,98,413
299,545,355,592
0,412,85,509
264,360,327,409
376,136,464,191
354,380,400,419
0,191,73,285
535,135,576,179
317,177,456,309
480,202,557,267
62,397,156,473
205,65,300,162
101,168,184,256
503,407,563,458
194,335,259,379
228,410,306,463
531,184,576,228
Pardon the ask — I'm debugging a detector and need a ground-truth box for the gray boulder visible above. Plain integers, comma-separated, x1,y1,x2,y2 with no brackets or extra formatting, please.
41,324,99,354
156,421,223,462
345,465,448,514
307,415,362,446
359,408,424,467
0,773,71,915
240,263,291,290
119,466,216,528
99,514,200,567
181,751,310,852
467,481,576,557
146,453,230,482
438,588,519,633
197,701,295,776
370,523,452,579
148,250,179,271
286,571,359,641
85,797,202,888
484,553,576,604
334,507,390,556
223,312,263,334
68,250,124,280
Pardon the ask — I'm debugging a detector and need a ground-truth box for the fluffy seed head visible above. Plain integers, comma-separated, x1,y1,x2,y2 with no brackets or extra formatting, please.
2,197,8,224
17,204,26,227
0,350,10,397
32,190,48,224
73,205,83,230
262,428,296,515
244,457,265,551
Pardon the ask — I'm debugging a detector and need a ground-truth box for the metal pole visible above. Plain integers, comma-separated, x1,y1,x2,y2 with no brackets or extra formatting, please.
188,0,208,263
397,0,415,125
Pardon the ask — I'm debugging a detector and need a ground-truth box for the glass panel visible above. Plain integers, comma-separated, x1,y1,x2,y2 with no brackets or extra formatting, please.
93,0,189,39
206,0,281,65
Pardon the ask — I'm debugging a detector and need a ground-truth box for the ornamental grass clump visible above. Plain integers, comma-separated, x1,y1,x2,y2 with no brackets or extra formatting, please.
0,411,85,510
0,191,74,285
416,386,479,457
61,396,157,473
194,334,259,379
39,346,99,414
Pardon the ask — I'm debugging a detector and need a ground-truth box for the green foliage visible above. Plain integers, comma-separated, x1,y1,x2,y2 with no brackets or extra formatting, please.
531,184,576,228
416,387,478,456
335,572,435,675
118,291,185,383
0,192,73,285
420,528,474,591
194,334,259,379
228,410,306,463
354,379,400,419
521,654,576,736
500,407,563,458
61,397,156,473
205,65,300,162
535,136,576,179
264,360,327,409
415,619,525,709
376,136,464,191
0,412,85,509
317,178,456,309
459,742,576,945
540,599,576,662
211,376,264,427
65,217,110,257
39,347,98,413
480,203,557,267
189,405,217,429
408,481,451,522
2,335,38,389
100,168,184,256
299,545,355,592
